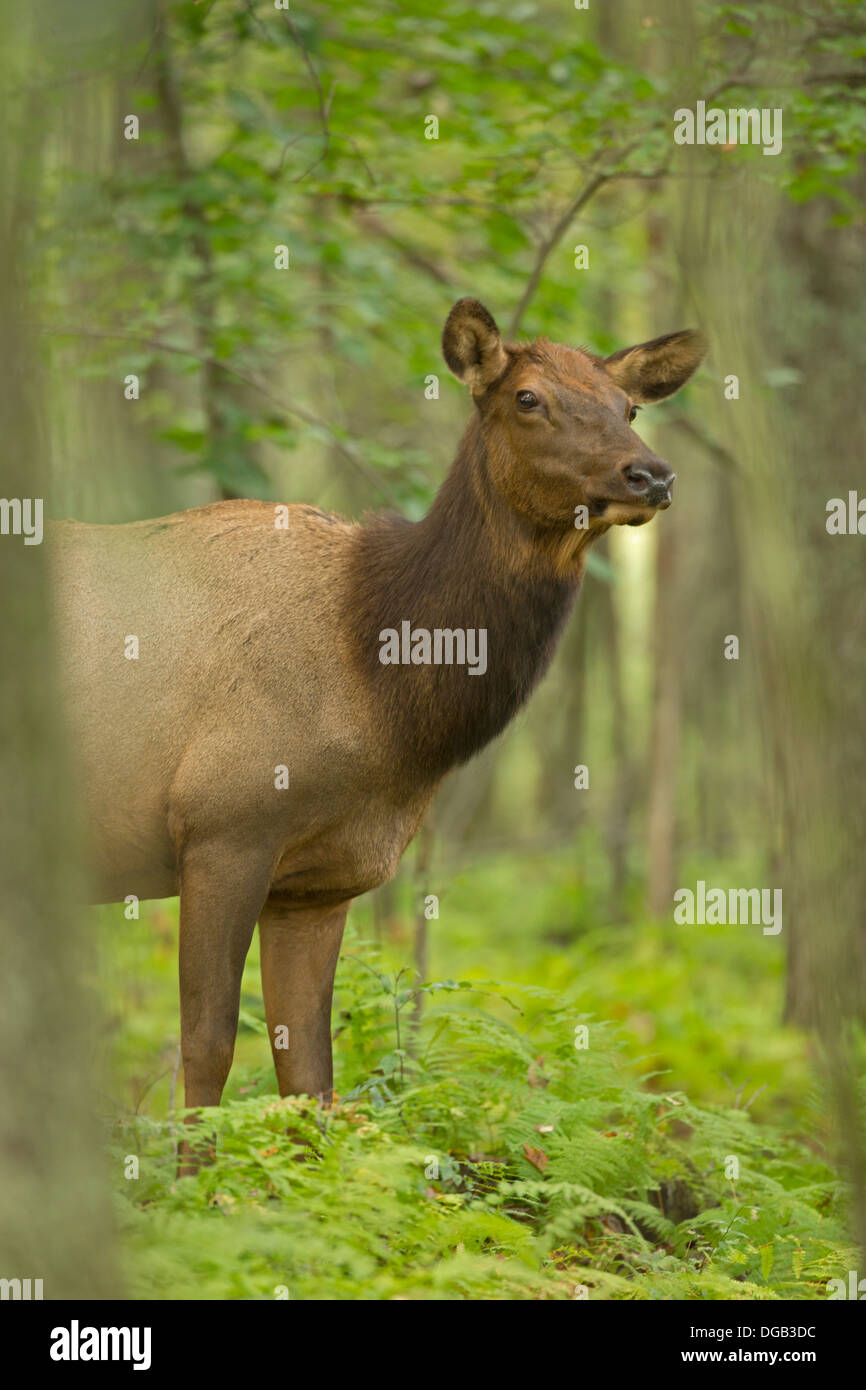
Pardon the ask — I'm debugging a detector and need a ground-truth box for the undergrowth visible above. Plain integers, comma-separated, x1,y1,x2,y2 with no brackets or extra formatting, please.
102,852,857,1300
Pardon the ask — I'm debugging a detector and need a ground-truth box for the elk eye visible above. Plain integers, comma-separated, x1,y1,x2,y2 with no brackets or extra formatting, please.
516,390,539,410
628,405,640,424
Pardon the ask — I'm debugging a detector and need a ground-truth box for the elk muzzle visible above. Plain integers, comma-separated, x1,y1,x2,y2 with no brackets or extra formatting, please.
623,463,676,510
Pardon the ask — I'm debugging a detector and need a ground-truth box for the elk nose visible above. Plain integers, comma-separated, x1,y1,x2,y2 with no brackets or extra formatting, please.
624,465,676,508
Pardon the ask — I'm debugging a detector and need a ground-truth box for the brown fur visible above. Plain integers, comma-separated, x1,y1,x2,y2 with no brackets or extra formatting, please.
50,299,705,1161
604,329,709,403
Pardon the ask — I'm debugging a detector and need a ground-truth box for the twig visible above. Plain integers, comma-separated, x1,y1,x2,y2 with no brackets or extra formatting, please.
280,9,331,183
352,205,452,285
672,414,743,475
507,172,609,337
506,138,660,337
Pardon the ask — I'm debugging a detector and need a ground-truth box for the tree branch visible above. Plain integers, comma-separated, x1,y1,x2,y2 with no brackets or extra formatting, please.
351,205,453,286
507,172,609,337
278,8,331,182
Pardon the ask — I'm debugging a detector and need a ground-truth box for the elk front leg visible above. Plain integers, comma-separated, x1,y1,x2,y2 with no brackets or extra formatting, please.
258,897,350,1101
177,840,272,1174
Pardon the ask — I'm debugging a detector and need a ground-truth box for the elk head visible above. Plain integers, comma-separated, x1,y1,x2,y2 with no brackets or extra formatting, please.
442,298,706,546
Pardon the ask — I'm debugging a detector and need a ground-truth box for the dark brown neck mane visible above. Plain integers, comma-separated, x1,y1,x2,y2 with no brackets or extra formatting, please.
348,414,580,784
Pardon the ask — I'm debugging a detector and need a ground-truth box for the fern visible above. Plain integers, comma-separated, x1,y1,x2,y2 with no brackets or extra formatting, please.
101,869,857,1301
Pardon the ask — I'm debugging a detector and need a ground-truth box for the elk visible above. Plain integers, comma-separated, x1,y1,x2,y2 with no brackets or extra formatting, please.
52,299,705,1165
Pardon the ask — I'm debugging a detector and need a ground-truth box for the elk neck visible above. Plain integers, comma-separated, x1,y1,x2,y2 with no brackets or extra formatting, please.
346,412,582,785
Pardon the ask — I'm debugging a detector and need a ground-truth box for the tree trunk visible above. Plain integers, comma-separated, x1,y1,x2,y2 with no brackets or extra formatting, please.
0,0,119,1297
153,2,264,500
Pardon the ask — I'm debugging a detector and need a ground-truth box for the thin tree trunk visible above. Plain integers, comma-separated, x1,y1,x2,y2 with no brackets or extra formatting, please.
595,550,633,917
153,3,263,499
409,819,436,1047
646,519,681,916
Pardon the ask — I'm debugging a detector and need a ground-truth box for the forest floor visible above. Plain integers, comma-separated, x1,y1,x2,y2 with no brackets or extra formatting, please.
94,845,855,1300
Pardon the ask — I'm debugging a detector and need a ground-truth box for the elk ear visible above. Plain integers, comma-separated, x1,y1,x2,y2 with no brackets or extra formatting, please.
604,329,707,404
442,298,509,396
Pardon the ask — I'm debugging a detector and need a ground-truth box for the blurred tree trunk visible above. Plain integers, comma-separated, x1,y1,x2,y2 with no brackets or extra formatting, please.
0,0,118,1297
153,1,264,499
645,207,684,917
680,145,866,1257
594,554,633,917
646,521,681,916
771,191,866,1028
410,819,436,1045
538,593,588,835
593,275,634,915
